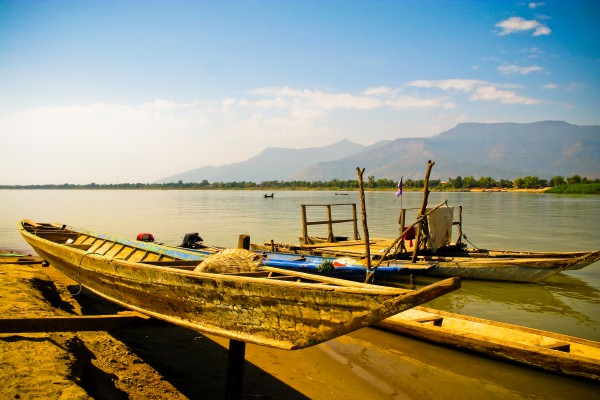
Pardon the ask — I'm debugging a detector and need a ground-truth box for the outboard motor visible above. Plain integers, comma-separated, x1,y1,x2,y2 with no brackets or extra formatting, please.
180,232,204,249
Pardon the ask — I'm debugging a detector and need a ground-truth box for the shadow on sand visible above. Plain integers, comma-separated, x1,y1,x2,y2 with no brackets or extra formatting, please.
71,286,308,399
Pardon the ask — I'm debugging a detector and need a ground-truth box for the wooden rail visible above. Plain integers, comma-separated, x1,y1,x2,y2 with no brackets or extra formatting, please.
301,203,360,244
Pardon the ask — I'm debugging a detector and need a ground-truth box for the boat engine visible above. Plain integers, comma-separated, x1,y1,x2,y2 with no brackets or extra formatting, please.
180,232,204,249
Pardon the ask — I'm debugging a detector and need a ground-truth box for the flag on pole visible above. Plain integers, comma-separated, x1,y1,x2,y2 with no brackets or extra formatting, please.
395,178,403,197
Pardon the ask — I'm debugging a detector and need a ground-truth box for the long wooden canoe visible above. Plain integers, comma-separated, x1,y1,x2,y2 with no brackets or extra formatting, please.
374,307,600,381
19,220,460,350
414,247,600,282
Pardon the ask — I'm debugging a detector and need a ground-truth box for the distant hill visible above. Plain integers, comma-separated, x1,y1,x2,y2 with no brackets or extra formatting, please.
155,139,365,183
156,121,600,183
293,121,600,181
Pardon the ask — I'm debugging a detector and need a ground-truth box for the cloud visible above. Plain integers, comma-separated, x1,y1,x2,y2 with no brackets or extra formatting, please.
408,79,485,93
497,64,543,75
407,79,542,105
495,17,551,36
470,86,541,104
528,2,545,9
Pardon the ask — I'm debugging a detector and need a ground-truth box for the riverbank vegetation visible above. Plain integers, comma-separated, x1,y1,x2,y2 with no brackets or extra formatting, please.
1,174,598,193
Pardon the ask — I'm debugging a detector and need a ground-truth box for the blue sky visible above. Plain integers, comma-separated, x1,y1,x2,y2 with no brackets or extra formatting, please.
1,0,598,184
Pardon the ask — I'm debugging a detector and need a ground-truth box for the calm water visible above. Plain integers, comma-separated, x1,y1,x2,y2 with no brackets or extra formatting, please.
1,190,599,398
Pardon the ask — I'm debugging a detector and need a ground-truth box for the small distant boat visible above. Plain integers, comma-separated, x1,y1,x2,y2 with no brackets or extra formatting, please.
375,306,600,381
264,193,274,198
19,220,460,350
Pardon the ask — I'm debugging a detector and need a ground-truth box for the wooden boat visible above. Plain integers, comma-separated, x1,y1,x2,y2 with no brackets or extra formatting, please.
256,239,600,283
374,306,600,381
255,200,600,283
437,248,600,271
391,250,599,282
19,220,460,350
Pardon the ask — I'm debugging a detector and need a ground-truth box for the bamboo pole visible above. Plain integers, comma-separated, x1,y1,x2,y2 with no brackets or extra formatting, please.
398,208,406,256
356,167,373,283
301,205,310,244
412,160,435,263
326,204,335,242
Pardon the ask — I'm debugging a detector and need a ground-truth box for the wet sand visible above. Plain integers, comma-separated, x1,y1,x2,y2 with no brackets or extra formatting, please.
1,258,599,399
0,259,400,399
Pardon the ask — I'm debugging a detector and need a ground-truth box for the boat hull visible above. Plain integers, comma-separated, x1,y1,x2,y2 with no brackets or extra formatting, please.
375,307,600,381
19,221,460,350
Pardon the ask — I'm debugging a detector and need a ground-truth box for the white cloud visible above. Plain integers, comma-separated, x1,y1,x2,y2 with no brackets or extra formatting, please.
497,64,543,75
528,2,545,9
407,79,542,106
495,17,551,36
542,83,558,89
362,86,395,96
470,86,541,104
408,79,485,92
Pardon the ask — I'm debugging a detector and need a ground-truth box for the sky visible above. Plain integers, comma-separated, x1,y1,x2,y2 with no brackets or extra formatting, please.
1,0,599,184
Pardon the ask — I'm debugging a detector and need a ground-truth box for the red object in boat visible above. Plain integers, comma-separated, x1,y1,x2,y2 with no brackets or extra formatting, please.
136,233,155,242
403,226,415,247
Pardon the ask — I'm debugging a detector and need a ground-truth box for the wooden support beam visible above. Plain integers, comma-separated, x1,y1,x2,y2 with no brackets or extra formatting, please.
0,257,44,265
225,235,250,400
225,340,246,400
0,311,152,333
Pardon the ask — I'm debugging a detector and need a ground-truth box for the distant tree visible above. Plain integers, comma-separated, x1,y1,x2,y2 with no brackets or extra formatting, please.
497,179,513,188
462,176,476,188
523,176,542,189
477,176,494,188
451,176,463,189
367,176,375,189
550,176,566,187
567,174,582,184
514,177,525,189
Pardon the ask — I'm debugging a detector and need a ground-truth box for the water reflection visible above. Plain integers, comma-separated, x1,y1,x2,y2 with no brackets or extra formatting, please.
321,328,600,399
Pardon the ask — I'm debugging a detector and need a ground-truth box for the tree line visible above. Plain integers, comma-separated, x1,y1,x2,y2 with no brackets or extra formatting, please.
1,174,597,191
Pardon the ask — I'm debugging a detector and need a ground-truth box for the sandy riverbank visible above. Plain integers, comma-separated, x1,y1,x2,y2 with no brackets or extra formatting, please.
0,258,399,399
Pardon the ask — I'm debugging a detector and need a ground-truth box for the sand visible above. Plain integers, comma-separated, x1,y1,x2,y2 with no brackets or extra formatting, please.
0,259,389,399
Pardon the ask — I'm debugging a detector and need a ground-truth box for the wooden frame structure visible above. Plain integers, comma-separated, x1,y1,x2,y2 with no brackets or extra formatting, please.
301,203,360,244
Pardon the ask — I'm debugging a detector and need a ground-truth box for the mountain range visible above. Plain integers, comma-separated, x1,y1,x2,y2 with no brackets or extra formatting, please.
156,121,600,183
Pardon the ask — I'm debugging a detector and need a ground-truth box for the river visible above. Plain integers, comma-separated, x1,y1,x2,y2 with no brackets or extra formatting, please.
1,189,599,398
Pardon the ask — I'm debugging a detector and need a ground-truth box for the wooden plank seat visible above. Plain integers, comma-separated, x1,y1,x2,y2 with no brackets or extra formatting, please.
64,243,94,250
140,260,202,268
